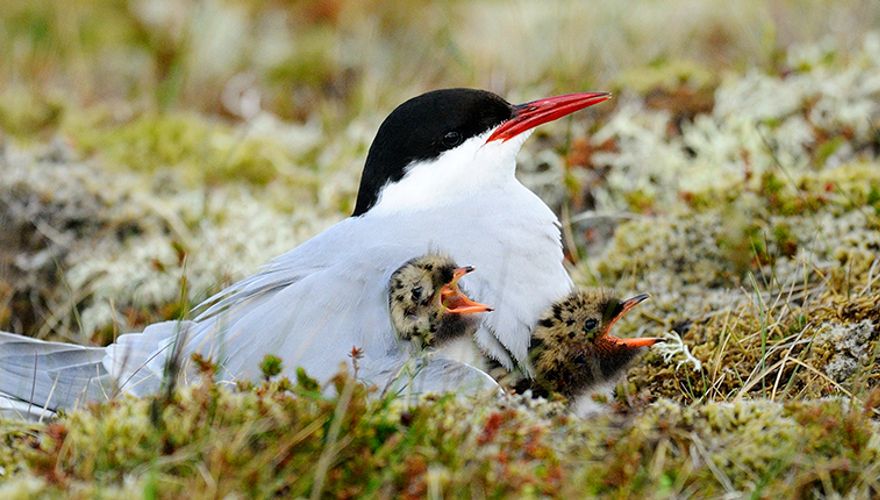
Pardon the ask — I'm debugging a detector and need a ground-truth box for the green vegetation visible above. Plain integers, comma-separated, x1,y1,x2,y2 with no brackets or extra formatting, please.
1,367,878,498
2,0,880,497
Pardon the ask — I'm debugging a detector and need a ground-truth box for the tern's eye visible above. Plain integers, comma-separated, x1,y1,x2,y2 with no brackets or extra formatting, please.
442,131,462,147
411,286,423,303
583,318,598,333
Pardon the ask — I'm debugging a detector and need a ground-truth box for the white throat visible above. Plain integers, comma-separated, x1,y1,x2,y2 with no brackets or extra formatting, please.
368,130,532,216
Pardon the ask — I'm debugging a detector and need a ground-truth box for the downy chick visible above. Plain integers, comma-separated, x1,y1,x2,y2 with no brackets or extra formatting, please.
388,254,493,350
515,288,660,399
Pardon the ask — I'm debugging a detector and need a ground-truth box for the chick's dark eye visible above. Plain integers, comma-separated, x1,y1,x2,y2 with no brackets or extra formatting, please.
442,131,462,147
583,318,598,333
411,286,423,302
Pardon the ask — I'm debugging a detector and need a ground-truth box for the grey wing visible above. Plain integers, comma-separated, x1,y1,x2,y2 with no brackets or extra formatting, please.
193,217,362,321
175,244,427,386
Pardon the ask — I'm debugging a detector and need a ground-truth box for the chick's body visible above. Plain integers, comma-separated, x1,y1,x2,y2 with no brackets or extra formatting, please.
388,254,486,349
487,289,657,401
528,289,639,397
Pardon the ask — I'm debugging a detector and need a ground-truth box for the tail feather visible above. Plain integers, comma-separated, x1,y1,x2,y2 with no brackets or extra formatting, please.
0,332,112,413
0,394,57,421
0,320,196,418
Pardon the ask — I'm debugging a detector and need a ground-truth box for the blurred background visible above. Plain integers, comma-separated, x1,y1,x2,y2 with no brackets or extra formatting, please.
1,0,879,362
3,0,878,123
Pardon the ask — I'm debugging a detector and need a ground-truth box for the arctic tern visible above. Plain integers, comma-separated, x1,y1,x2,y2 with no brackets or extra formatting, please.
0,88,611,414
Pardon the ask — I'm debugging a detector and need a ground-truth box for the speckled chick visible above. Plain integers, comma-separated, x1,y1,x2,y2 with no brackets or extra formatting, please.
522,288,659,399
388,254,492,350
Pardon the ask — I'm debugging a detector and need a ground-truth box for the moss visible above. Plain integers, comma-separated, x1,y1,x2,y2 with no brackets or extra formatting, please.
65,112,291,186
579,398,880,497
0,88,65,138
592,158,880,336
3,372,879,498
595,211,743,291
615,59,718,95
0,475,53,500
4,373,570,497
0,421,40,481
259,354,283,380
621,290,880,404
0,140,346,342
771,221,798,258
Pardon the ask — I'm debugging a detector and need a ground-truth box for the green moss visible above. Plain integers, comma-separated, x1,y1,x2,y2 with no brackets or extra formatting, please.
596,158,880,406
596,211,742,290
64,112,291,186
0,421,39,480
614,59,718,95
771,221,798,258
623,188,658,214
579,398,879,497
3,373,565,497
4,377,878,498
0,88,65,137
621,290,880,405
259,354,283,380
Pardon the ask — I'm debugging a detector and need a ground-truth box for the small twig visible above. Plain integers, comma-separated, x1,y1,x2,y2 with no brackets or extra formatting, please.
770,323,811,401
38,375,61,423
28,353,37,418
569,210,642,224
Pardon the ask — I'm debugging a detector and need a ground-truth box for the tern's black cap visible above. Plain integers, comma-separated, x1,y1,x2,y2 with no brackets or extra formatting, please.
352,88,514,216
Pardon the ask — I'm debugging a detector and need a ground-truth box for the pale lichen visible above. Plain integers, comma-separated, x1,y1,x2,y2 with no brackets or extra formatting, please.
655,331,703,372
586,33,880,214
808,320,878,383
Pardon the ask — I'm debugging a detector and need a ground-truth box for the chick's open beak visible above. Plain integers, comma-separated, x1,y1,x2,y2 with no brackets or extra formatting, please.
486,92,612,143
603,293,661,348
439,266,493,314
